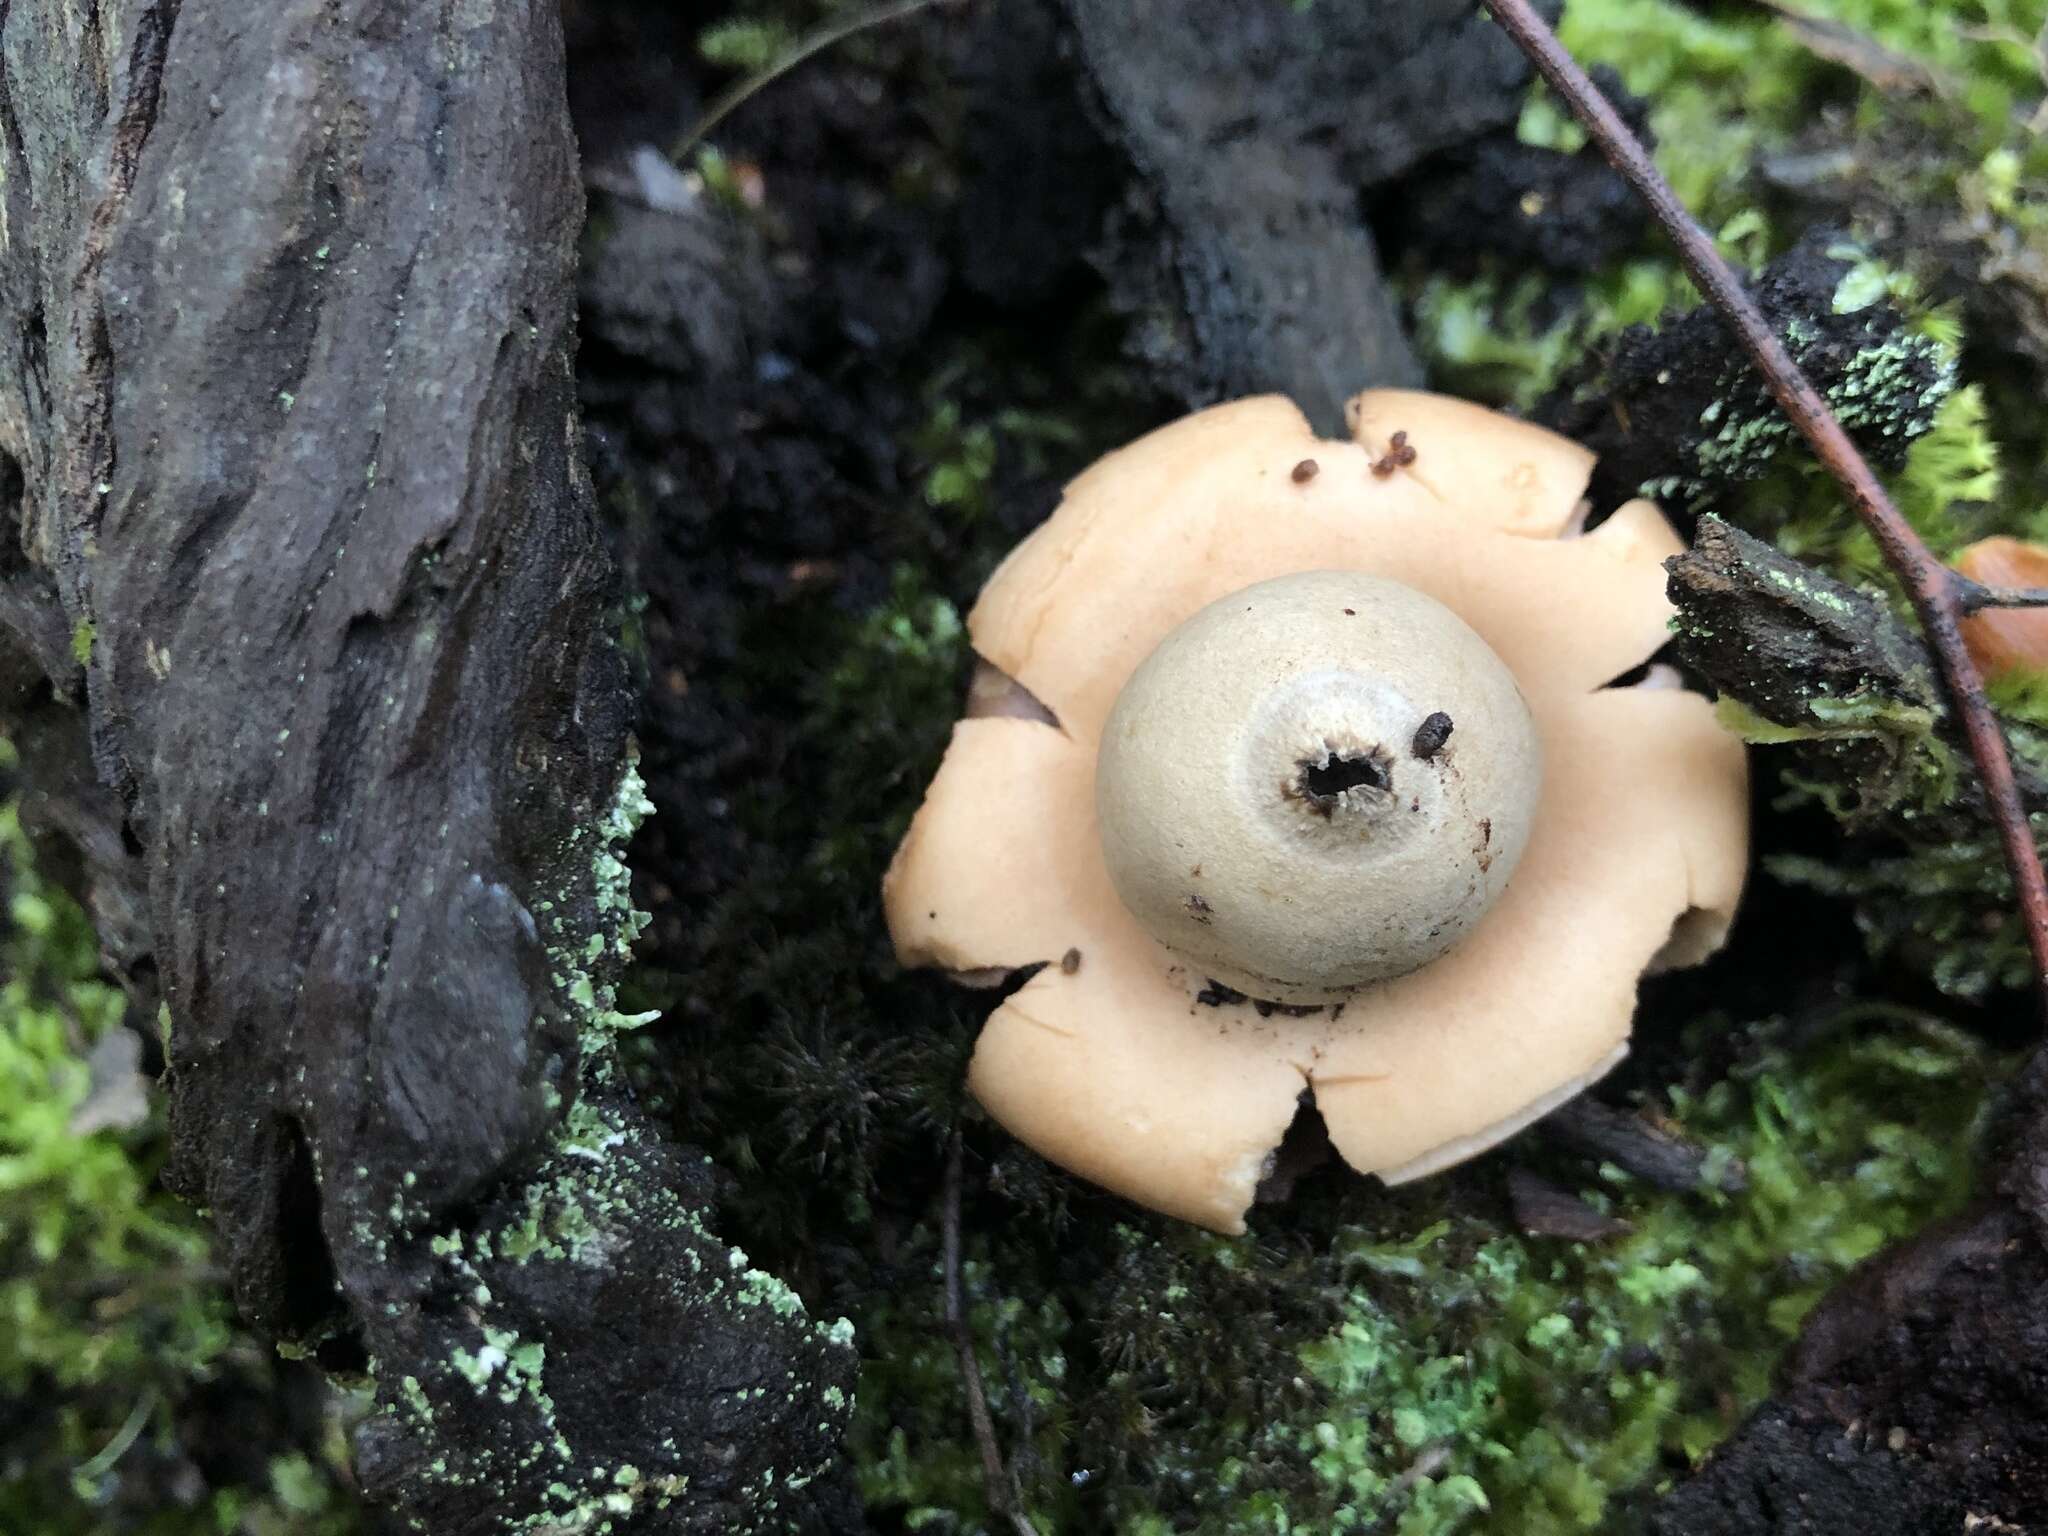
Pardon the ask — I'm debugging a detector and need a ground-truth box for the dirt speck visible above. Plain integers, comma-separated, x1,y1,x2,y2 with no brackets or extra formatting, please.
1061,946,1082,974
1371,429,1418,478
1194,977,1324,1017
1292,458,1319,483
1411,710,1454,759
1185,892,1214,924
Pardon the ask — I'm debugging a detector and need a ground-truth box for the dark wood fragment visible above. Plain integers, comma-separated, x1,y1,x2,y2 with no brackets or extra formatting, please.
1061,0,1553,429
1545,1096,1747,1195
1506,1168,1633,1242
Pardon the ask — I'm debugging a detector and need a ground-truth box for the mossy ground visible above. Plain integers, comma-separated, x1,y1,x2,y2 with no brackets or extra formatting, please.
846,1018,1998,1535
637,2,2048,1531
0,745,365,1534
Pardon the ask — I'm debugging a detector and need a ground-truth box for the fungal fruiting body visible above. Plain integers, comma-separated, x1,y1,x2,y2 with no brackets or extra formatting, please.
1097,571,1542,1004
884,391,1749,1232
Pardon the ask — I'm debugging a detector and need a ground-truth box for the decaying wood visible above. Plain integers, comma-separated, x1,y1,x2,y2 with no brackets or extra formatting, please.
1060,0,1554,431
0,4,853,1532
1545,1096,1747,1195
1667,519,1958,810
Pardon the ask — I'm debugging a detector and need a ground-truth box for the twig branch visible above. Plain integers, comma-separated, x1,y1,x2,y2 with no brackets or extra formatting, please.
1485,0,2048,1020
943,1130,1041,1536
673,0,948,162
1954,578,2048,616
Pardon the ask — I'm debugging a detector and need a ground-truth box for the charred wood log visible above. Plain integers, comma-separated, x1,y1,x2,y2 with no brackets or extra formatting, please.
0,4,853,1531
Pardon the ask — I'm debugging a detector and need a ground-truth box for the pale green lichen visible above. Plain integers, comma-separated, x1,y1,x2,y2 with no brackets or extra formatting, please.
368,750,856,1534
541,763,660,1058
1670,330,1956,507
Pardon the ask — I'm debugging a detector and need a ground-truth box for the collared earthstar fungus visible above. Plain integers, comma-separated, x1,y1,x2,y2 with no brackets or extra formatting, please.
884,390,1750,1232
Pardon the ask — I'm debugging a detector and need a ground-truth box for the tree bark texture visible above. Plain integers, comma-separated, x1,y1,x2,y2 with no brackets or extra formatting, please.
1059,0,1558,433
0,4,855,1532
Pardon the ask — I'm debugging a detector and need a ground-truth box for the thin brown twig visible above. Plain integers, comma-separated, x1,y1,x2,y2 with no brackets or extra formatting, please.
943,1130,1041,1536
1484,0,2048,1020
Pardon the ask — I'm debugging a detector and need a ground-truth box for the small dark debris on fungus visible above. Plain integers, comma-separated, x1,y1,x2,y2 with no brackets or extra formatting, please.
1370,429,1419,477
1411,710,1455,760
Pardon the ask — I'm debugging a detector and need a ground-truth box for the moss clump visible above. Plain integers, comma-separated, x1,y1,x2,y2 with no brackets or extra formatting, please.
1769,382,2007,586
1557,0,2048,215
849,1018,1998,1535
697,18,799,74
1408,0,2043,555
0,760,364,1536
1707,370,2044,999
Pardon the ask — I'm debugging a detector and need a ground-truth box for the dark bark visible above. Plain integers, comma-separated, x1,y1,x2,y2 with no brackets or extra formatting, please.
0,4,852,1532
1537,232,1952,518
1543,1096,1747,1195
1667,515,2048,829
1377,63,1650,277
1668,517,1955,817
1060,0,1555,432
1642,1201,2048,1533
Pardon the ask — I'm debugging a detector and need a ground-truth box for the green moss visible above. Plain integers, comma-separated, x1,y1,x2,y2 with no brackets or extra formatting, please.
911,354,1093,527
1557,0,2048,221
1723,377,2007,618
1713,689,1957,822
1771,837,2042,1000
0,762,364,1535
1405,261,1693,411
1730,376,2042,995
698,18,799,73
1400,0,2048,1010
851,1019,1998,1534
